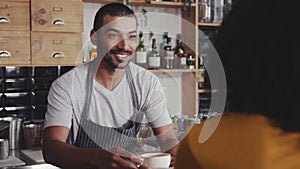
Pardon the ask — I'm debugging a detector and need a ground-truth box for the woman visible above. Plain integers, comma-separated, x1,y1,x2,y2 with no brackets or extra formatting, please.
175,0,300,169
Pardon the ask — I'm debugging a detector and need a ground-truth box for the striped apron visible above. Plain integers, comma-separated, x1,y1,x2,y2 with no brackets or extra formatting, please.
73,61,143,153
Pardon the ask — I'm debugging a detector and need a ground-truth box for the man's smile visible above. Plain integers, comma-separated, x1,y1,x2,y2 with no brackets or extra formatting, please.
110,49,133,60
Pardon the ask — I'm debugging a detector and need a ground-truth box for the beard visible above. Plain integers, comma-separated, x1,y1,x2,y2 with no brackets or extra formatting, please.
103,48,133,69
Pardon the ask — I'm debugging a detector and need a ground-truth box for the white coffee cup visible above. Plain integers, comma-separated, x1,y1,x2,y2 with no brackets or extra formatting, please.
141,152,171,169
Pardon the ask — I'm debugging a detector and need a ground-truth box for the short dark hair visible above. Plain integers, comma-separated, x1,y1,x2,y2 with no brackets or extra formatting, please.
93,3,137,32
215,0,300,132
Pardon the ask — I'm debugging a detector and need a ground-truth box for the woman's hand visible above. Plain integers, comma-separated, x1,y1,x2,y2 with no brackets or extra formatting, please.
170,155,176,167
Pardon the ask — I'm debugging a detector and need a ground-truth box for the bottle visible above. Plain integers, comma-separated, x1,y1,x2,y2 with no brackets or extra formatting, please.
174,34,187,69
213,0,224,23
135,31,147,68
89,46,97,61
186,54,195,69
198,55,205,89
164,37,174,69
177,49,187,69
199,0,212,23
148,38,161,69
223,0,232,16
159,32,168,50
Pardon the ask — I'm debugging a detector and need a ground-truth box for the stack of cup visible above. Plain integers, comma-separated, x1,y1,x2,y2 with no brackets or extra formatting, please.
0,139,9,160
0,116,23,150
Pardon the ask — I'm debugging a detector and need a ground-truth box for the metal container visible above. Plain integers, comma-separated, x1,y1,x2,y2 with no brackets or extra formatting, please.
23,123,43,149
0,116,23,150
0,139,9,160
0,120,10,138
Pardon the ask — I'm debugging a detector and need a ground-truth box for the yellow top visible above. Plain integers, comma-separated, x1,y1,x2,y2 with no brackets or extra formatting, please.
175,114,300,169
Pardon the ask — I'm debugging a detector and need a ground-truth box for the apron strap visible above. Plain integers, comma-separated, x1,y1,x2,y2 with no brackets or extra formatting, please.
125,66,140,111
125,66,144,135
82,60,99,119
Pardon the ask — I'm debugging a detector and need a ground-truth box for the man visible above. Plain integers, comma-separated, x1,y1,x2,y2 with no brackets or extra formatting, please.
42,3,178,169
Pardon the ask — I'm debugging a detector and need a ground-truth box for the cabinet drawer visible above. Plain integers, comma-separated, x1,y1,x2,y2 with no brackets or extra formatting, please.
32,77,56,91
31,0,83,32
0,79,3,93
5,78,31,92
31,32,82,66
5,67,32,78
0,31,31,65
4,92,31,107
0,0,30,31
33,67,58,77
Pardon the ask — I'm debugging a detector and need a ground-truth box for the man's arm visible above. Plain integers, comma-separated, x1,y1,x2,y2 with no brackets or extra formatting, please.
152,124,179,167
42,126,142,169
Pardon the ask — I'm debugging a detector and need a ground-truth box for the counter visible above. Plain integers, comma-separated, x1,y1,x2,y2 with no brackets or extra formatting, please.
2,148,176,169
7,163,60,169
0,149,58,169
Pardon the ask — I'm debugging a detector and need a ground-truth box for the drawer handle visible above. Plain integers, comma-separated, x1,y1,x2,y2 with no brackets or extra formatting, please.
52,19,64,25
0,51,11,58
0,17,10,23
52,52,64,58
0,4,8,9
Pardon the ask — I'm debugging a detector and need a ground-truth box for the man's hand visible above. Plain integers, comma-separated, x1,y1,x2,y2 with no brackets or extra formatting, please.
43,126,143,169
170,155,176,167
99,147,143,169
152,124,179,163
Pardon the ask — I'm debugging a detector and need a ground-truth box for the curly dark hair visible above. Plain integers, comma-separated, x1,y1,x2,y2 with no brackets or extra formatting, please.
215,0,300,132
93,3,137,32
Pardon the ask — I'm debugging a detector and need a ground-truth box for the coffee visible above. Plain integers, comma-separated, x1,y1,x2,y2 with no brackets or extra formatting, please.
141,152,171,168
143,154,167,158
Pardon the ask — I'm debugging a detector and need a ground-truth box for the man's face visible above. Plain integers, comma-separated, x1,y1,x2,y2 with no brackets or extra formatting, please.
97,15,137,69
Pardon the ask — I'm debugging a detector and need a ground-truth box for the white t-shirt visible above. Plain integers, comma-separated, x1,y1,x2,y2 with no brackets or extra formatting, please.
44,61,172,140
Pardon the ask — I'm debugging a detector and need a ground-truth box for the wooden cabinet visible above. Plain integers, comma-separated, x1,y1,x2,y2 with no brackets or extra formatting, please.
0,31,30,65
0,0,83,66
31,0,83,32
30,0,83,66
31,32,82,66
0,0,30,65
178,1,198,117
0,0,30,31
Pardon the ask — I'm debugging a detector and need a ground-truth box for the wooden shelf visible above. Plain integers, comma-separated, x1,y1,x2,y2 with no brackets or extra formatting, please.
149,1,196,7
83,0,119,3
83,0,196,7
149,68,197,73
198,22,221,27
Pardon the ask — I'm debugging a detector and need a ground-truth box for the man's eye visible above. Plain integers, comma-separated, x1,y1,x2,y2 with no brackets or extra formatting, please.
128,34,136,40
108,33,120,39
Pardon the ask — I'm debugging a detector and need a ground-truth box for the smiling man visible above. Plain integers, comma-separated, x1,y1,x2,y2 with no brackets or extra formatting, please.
42,3,178,169
96,16,137,69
